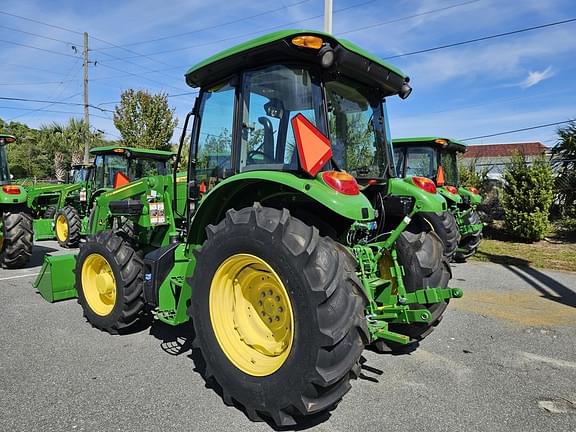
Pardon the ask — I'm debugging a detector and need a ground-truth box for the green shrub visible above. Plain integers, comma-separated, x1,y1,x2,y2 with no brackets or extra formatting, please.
502,153,554,242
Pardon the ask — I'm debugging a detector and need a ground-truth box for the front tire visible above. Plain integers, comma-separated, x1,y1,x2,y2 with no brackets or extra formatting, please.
189,204,368,427
0,210,33,269
55,205,82,248
75,230,145,334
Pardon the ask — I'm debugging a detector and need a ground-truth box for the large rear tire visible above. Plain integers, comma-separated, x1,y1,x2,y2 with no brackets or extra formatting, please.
454,210,483,262
373,229,451,353
189,204,368,427
1,210,33,269
75,230,145,334
55,205,82,248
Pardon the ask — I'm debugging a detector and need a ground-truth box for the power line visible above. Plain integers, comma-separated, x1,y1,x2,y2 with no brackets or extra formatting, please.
108,0,378,59
0,105,110,120
0,37,80,58
384,17,576,60
95,91,199,107
0,24,79,45
95,62,188,92
0,96,110,112
0,10,83,35
8,59,83,122
461,119,575,141
93,0,314,50
0,9,183,83
338,0,481,35
0,81,78,86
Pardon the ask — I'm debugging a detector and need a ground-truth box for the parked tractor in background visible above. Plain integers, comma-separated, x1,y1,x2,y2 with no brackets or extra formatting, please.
0,134,33,268
393,137,483,261
27,146,175,248
35,31,463,426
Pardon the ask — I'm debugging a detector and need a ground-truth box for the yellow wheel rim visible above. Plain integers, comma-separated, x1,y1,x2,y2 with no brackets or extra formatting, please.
210,254,294,376
55,214,68,242
81,254,117,316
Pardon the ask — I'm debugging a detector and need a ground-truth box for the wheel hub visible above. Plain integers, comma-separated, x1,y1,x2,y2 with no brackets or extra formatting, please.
81,253,117,316
210,254,294,376
55,215,68,241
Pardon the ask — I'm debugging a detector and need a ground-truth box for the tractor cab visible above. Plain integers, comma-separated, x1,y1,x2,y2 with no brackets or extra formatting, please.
90,146,174,191
69,164,93,184
393,137,466,189
392,137,481,202
0,134,16,186
184,30,411,204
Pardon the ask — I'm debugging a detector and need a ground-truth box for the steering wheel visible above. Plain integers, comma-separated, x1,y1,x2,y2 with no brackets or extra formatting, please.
247,150,275,164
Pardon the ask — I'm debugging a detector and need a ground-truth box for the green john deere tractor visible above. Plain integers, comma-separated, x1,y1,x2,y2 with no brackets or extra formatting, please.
27,145,175,248
0,134,33,268
393,137,484,261
35,31,463,426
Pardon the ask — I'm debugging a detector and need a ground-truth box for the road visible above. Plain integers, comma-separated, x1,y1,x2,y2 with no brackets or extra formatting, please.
1,241,575,431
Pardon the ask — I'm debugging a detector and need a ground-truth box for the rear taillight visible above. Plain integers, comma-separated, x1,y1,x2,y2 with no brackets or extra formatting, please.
467,186,479,194
445,185,458,195
411,176,437,194
321,171,360,195
2,185,21,195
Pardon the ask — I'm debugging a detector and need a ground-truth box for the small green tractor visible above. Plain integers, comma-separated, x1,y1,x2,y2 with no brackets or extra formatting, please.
35,31,463,426
393,137,484,261
26,145,176,247
0,134,33,268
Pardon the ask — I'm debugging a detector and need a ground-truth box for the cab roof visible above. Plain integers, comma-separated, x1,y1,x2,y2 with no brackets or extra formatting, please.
89,145,175,160
393,137,467,153
185,29,408,96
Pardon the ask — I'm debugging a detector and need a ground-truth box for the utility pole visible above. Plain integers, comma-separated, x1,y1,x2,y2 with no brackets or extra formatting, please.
324,0,333,34
83,32,90,164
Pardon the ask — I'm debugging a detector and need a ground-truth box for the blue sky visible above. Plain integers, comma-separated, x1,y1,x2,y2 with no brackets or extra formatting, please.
1,0,574,147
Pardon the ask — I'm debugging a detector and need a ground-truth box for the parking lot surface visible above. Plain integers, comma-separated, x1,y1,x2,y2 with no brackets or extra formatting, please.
1,241,575,431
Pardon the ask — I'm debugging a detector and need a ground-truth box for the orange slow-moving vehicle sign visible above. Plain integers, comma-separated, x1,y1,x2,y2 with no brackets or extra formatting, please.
291,113,332,177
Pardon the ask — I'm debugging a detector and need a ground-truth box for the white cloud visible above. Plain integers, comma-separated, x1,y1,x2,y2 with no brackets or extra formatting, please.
520,67,554,88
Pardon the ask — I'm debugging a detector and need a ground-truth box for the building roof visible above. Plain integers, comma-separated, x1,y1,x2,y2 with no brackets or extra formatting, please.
462,142,548,158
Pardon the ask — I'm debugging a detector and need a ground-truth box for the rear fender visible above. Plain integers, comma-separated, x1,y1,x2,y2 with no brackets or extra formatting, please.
188,171,375,245
387,177,446,213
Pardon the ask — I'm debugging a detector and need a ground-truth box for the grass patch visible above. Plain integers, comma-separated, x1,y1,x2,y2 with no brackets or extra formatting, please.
470,238,576,272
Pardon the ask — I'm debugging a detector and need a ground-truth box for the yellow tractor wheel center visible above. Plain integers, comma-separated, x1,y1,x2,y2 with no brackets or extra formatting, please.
210,254,294,376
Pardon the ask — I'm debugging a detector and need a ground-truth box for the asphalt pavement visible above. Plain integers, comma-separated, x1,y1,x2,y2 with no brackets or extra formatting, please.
0,241,575,432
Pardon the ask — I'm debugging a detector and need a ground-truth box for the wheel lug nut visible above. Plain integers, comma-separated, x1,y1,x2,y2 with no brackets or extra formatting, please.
275,296,280,302
278,307,283,313
275,316,280,321
268,317,273,323
268,289,273,295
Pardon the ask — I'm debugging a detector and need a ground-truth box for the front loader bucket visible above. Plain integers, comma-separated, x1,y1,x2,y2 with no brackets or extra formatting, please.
34,254,77,302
